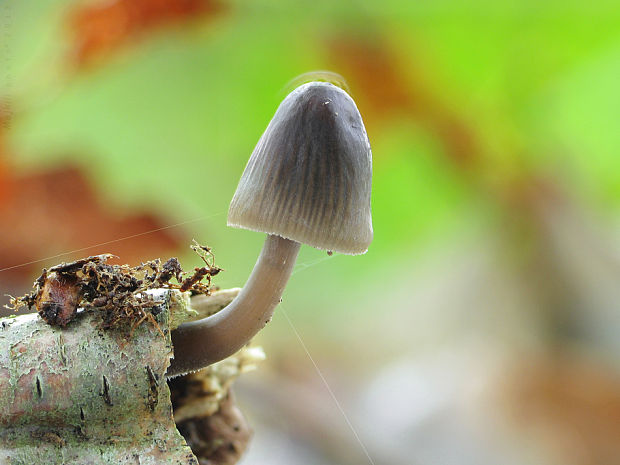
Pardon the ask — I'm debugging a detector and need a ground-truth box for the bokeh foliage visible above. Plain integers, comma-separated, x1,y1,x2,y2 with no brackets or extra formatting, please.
3,0,620,329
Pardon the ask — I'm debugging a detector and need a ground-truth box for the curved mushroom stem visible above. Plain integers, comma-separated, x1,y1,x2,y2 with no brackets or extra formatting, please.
167,235,300,378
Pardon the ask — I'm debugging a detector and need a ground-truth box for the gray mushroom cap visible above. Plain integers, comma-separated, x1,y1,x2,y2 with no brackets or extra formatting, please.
228,81,373,255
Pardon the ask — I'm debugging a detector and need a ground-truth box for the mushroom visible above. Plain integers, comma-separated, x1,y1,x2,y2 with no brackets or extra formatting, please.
167,81,372,377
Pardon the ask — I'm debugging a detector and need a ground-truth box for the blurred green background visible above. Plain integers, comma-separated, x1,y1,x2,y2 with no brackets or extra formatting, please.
2,1,620,464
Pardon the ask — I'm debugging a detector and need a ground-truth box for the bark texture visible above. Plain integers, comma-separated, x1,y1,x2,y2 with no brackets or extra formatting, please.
0,289,196,465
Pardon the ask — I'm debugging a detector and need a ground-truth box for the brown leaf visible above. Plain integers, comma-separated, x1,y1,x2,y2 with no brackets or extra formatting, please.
68,0,224,68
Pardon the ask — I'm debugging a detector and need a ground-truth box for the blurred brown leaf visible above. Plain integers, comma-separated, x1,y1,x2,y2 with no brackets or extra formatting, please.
505,355,620,465
0,164,184,305
68,0,224,68
327,36,479,168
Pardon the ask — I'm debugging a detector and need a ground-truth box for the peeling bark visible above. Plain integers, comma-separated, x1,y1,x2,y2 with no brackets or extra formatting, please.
174,390,252,465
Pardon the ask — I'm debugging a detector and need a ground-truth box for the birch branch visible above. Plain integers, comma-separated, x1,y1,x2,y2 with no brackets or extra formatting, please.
0,288,259,465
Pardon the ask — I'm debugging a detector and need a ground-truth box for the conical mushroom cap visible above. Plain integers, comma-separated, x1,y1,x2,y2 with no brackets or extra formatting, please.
228,82,372,255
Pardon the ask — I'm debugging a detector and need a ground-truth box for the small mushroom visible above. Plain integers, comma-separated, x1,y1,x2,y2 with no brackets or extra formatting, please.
168,81,372,377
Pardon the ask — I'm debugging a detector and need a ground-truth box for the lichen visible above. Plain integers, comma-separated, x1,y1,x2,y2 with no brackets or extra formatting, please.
0,289,197,464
